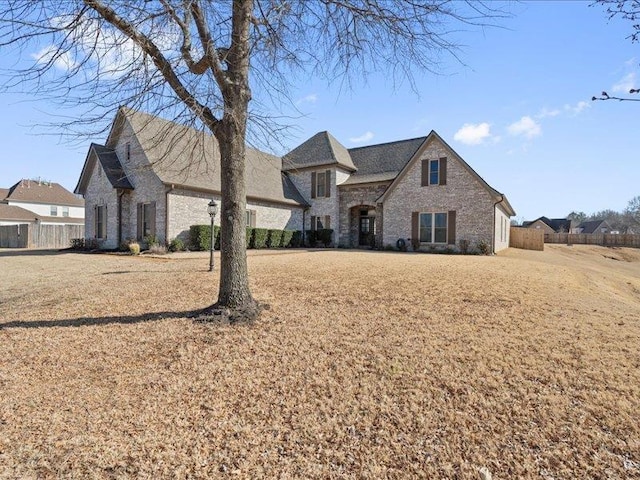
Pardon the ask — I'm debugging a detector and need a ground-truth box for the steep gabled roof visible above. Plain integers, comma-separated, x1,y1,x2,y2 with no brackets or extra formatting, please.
347,137,427,179
6,180,84,207
79,107,308,207
75,143,133,194
523,216,572,233
283,131,357,172
377,130,515,216
0,204,39,222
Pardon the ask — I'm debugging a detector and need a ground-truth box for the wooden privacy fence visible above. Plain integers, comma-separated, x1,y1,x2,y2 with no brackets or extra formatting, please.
545,233,640,248
0,223,84,249
510,227,544,251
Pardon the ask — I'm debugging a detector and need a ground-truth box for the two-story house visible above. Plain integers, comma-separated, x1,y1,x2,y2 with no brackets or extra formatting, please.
0,179,84,226
75,107,514,253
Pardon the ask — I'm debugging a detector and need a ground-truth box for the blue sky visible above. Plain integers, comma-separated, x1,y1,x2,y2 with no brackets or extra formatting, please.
1,1,638,221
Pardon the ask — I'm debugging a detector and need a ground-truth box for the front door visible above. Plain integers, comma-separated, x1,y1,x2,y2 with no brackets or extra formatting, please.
359,217,375,246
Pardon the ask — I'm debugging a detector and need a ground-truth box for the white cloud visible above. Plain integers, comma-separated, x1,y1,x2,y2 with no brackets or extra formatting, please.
507,116,541,139
296,93,318,106
567,100,590,115
31,45,78,71
349,131,374,143
612,72,637,93
536,107,561,119
453,122,493,145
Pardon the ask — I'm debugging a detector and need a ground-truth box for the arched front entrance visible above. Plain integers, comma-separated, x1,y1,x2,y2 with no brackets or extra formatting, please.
349,205,377,248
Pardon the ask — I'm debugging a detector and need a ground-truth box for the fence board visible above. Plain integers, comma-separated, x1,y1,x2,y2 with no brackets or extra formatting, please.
510,227,544,251
0,224,84,249
544,233,640,248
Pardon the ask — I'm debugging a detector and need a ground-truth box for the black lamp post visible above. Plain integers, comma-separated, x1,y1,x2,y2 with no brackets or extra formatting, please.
208,199,218,272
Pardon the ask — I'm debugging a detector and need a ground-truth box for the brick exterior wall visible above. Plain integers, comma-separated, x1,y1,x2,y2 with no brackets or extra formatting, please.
337,182,390,247
84,158,120,249
166,188,304,243
287,166,350,245
382,137,496,252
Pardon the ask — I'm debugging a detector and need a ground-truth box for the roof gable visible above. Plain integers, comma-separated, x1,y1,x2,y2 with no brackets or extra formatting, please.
378,130,515,216
283,131,357,172
578,219,610,233
0,204,39,222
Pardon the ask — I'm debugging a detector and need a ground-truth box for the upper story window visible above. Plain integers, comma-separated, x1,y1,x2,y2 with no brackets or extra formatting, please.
421,157,447,186
50,206,58,216
311,169,331,199
62,206,69,217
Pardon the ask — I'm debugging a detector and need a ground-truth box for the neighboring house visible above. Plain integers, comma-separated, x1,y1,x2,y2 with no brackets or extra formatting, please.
522,216,573,234
0,179,84,226
75,107,515,253
575,219,611,234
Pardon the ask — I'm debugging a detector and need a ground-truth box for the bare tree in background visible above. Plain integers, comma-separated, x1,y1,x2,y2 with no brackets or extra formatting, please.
592,0,640,102
0,0,506,321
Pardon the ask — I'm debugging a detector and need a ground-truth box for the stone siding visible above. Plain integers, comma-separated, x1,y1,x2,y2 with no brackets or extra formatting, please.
382,137,496,252
337,182,390,247
167,188,304,243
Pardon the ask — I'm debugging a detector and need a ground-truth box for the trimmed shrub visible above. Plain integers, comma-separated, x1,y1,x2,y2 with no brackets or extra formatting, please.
246,228,254,248
252,228,269,249
168,238,185,252
267,229,283,248
476,239,491,255
144,235,159,249
189,225,220,251
129,242,141,255
305,230,317,246
290,230,302,248
281,229,294,248
317,228,333,247
70,238,85,250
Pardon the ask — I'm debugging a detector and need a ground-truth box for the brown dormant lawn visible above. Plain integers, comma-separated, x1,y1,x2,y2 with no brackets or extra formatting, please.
1,245,639,479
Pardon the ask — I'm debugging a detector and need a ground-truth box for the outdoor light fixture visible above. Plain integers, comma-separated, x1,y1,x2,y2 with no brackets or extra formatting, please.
208,199,218,272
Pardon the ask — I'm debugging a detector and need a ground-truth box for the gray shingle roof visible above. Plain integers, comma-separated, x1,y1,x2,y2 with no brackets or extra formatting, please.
0,188,8,201
523,217,572,232
0,204,38,222
6,180,84,207
283,131,357,172
91,144,134,189
578,219,609,234
347,137,427,178
122,108,308,207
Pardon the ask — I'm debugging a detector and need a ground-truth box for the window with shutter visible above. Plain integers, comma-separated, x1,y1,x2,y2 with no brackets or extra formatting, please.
418,212,450,244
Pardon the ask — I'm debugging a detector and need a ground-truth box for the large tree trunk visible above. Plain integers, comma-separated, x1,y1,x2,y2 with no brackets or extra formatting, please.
207,0,258,322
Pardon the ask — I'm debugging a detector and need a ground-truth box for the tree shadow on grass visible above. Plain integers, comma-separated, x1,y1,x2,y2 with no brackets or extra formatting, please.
0,310,199,329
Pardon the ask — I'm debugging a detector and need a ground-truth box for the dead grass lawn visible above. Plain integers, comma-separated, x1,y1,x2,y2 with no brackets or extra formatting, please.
1,245,639,479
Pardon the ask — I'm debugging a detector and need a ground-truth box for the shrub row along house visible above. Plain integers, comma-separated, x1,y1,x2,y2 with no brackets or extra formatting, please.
74,107,515,252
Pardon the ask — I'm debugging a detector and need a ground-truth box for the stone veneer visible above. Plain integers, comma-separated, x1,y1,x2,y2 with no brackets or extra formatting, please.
382,136,497,252
84,157,120,249
337,182,390,247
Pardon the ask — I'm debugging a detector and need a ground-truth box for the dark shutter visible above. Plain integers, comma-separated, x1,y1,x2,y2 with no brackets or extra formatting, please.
311,172,317,198
440,157,447,185
325,170,331,198
94,205,98,239
311,216,316,231
325,215,330,229
412,212,419,242
421,160,429,187
137,202,143,240
149,201,156,237
104,205,107,239
448,210,456,245
250,210,257,227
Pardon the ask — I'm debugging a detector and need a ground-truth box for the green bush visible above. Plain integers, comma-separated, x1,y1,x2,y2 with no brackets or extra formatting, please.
267,229,283,248
189,225,220,251
317,228,333,247
281,229,294,248
252,228,269,249
290,230,302,248
144,235,159,248
168,238,185,252
246,227,254,248
129,242,141,255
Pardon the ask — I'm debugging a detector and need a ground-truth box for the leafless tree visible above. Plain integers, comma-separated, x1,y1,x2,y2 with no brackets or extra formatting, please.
0,0,507,321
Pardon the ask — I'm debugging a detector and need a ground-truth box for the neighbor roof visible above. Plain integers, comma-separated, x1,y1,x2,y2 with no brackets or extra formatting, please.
100,108,308,207
578,219,609,234
283,131,357,172
0,188,8,201
6,180,84,207
523,216,572,232
0,204,38,222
